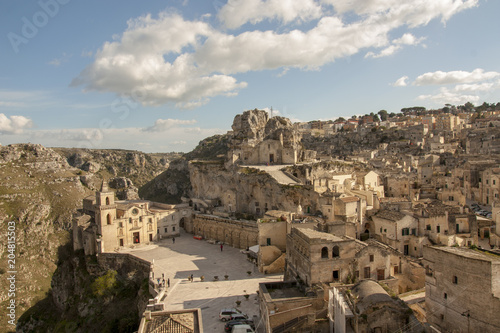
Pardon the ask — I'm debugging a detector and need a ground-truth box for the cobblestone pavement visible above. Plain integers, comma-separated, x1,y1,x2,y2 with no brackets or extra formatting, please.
121,231,283,332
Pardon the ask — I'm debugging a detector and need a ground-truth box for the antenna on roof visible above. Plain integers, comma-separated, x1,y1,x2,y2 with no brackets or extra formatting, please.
270,106,273,118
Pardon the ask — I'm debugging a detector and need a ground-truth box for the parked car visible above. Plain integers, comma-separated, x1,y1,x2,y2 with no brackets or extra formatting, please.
481,211,491,217
486,213,493,219
224,319,255,332
231,324,255,333
219,308,245,322
230,313,249,321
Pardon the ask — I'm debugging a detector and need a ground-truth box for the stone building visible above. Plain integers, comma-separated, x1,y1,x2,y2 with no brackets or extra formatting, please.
73,181,191,254
424,246,500,333
227,109,316,166
479,167,500,205
284,228,419,289
414,202,476,247
330,280,420,333
370,210,424,257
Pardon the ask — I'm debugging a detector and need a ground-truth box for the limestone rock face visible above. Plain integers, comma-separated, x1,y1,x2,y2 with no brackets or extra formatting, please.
109,176,134,189
109,177,139,200
82,161,101,173
264,116,298,146
231,109,269,142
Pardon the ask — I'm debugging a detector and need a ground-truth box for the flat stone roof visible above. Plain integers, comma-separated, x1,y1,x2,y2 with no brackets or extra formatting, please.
430,246,500,262
298,228,343,242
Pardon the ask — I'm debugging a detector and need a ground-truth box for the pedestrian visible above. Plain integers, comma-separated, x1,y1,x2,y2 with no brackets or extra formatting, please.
167,278,170,288
157,278,160,286
172,237,175,244
162,279,165,287
190,274,193,282
162,273,164,279
220,243,223,251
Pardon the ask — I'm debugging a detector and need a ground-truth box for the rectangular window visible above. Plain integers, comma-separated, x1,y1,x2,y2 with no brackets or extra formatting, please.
444,293,447,299
267,238,271,246
411,228,416,236
149,218,152,223
426,225,431,231
333,270,339,281
402,228,410,236
119,222,123,228
164,227,168,233
369,254,374,262
364,267,370,279
437,225,441,233
453,276,458,284
172,226,176,232
139,216,142,222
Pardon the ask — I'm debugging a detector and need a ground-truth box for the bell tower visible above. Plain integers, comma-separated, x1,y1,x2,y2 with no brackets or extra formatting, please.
95,180,117,231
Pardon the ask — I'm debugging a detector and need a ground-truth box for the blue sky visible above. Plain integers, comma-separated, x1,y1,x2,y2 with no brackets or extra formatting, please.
1,0,499,152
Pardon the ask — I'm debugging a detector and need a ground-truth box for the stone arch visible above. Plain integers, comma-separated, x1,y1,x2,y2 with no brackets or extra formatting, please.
321,247,329,259
180,217,185,229
332,246,339,258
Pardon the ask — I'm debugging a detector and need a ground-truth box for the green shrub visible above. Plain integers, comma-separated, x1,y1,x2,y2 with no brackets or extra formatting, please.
92,270,118,297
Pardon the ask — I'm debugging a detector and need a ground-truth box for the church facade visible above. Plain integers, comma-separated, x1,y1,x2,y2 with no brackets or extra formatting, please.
73,181,192,254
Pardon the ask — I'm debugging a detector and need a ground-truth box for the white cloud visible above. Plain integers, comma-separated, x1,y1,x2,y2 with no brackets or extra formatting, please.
454,82,495,92
72,1,478,108
417,87,480,105
365,33,425,58
393,33,425,46
325,0,478,27
143,118,197,132
218,0,323,29
414,68,500,85
71,12,247,108
48,52,71,67
0,114,33,134
393,76,409,87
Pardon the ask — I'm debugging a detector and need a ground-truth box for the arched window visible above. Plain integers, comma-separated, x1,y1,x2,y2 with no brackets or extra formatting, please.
106,214,112,225
105,197,110,205
321,247,328,259
332,246,340,258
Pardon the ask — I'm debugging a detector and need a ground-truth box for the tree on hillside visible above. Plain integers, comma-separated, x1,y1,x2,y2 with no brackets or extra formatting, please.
378,110,388,121
373,114,380,122
464,101,474,111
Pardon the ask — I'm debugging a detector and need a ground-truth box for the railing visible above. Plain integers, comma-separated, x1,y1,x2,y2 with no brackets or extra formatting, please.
272,314,308,333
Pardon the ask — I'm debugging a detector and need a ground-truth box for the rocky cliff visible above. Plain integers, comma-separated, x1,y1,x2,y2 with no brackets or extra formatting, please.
0,144,91,332
0,144,175,333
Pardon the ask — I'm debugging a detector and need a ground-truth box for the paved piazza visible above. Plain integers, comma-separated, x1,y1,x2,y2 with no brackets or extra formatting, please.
119,230,283,332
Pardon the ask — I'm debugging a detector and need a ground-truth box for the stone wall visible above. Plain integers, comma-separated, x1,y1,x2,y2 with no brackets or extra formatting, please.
424,246,500,333
191,214,258,249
